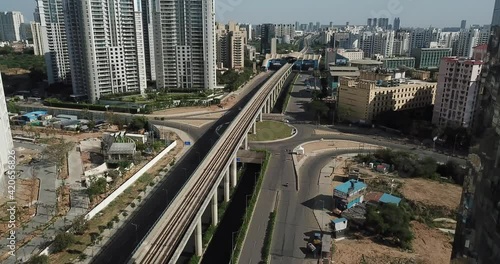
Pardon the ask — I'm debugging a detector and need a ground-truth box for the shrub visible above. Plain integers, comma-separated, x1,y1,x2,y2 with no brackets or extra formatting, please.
26,255,49,264
52,233,75,253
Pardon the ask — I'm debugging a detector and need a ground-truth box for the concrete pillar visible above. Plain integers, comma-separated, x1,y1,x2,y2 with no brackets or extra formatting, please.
224,170,230,202
243,135,248,150
259,112,263,122
231,157,237,188
252,122,257,134
212,190,218,226
195,218,202,256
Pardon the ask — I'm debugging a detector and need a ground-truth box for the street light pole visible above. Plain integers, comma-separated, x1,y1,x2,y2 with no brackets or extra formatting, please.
230,231,238,264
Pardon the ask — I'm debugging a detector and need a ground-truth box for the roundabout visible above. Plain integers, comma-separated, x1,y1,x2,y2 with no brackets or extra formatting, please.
248,120,297,142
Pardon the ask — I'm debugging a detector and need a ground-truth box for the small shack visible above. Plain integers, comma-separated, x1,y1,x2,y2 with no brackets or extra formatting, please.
331,218,348,240
379,193,402,206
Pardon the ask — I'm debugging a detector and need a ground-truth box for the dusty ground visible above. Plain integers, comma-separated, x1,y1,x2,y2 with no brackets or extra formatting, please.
57,186,71,216
334,221,452,264
0,178,39,235
401,178,462,211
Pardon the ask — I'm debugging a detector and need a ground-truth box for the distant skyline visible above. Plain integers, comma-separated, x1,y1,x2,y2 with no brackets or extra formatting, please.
2,0,496,28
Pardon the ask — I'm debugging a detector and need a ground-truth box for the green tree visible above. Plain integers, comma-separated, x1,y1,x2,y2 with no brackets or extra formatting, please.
26,255,49,264
86,177,107,200
129,116,149,131
52,233,75,253
72,215,89,235
365,203,414,249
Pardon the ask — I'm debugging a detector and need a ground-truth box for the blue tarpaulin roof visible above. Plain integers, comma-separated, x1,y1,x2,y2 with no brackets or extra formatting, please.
379,193,402,205
334,180,367,194
332,218,347,224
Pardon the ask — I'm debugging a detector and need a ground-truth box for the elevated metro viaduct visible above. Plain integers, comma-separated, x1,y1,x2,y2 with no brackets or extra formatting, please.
128,62,295,264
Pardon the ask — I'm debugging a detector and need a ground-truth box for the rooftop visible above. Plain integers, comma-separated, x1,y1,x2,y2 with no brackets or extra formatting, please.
332,218,348,224
381,57,415,61
334,180,367,194
108,143,136,155
350,59,383,65
379,193,402,205
442,56,484,65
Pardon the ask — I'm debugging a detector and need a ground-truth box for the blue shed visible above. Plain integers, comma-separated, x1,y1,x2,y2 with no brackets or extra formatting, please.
379,193,402,206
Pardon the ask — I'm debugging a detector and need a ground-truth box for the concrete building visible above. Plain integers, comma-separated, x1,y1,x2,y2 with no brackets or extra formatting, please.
412,47,452,69
338,71,437,123
336,48,364,61
333,180,367,210
215,22,247,70
35,0,71,84
154,0,217,91
240,23,252,41
461,20,467,30
452,3,500,262
274,24,295,39
410,28,439,49
30,22,43,56
393,31,411,56
381,57,416,70
432,57,483,128
472,44,488,61
64,0,147,102
0,11,24,42
141,0,156,82
0,74,14,198
359,31,394,58
455,29,480,58
394,17,401,31
260,23,275,55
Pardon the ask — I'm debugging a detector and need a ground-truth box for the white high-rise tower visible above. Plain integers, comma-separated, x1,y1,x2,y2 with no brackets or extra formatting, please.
0,74,14,198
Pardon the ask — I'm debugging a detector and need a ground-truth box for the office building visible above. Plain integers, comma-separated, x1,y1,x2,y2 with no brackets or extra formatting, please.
412,47,452,69
35,0,71,84
394,17,401,31
455,29,480,57
461,20,467,30
65,0,147,102
472,44,488,61
367,18,373,27
0,74,14,198
381,57,416,70
240,23,252,41
452,2,500,262
0,11,24,41
432,57,483,128
154,0,217,91
338,71,437,123
141,0,156,82
30,22,43,56
260,23,275,54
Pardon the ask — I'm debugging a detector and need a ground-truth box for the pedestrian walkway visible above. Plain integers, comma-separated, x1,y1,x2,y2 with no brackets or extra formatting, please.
67,146,89,218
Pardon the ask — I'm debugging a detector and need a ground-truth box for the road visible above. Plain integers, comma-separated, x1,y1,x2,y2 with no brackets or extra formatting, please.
90,71,273,264
239,72,466,264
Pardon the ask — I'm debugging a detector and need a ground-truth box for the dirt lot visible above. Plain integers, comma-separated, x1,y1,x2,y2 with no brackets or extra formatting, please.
401,178,462,211
0,178,39,235
334,221,453,264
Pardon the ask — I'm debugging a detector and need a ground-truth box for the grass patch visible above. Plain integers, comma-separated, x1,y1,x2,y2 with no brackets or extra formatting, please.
282,73,299,114
261,211,277,263
248,121,293,141
231,151,271,264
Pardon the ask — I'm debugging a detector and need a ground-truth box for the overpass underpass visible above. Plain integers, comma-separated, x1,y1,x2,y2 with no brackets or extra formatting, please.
128,63,293,264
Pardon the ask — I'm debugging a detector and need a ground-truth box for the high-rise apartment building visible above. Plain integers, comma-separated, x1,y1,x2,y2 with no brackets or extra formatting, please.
432,57,483,128
260,23,275,55
35,0,71,84
393,31,410,56
410,28,439,49
141,0,156,82
455,29,480,58
394,17,401,31
215,22,247,70
359,31,394,58
452,1,500,262
64,0,147,102
274,24,295,39
30,22,43,56
412,47,452,69
0,74,14,198
154,0,217,91
367,18,373,28
0,11,24,41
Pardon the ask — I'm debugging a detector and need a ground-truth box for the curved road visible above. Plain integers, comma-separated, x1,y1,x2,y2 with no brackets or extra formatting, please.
90,72,273,264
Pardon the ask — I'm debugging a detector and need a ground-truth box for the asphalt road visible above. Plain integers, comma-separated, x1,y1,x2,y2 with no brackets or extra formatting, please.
239,71,466,264
91,72,273,264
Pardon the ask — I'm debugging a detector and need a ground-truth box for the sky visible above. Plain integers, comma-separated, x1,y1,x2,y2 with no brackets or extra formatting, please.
3,0,496,28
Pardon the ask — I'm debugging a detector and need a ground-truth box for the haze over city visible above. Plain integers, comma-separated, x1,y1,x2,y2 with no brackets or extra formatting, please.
4,0,496,27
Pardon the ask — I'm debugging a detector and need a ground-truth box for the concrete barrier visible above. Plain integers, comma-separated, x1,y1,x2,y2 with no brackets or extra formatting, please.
85,140,177,220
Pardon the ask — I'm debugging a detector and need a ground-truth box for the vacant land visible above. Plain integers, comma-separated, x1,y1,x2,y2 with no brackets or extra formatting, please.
334,221,453,264
401,178,462,211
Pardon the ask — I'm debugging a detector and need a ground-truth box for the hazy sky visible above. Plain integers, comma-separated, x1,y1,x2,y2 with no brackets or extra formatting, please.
3,0,496,28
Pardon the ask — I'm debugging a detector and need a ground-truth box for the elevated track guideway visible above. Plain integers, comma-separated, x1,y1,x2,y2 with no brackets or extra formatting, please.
130,63,293,263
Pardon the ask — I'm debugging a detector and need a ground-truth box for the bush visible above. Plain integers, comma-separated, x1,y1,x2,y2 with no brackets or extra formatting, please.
79,253,88,260
130,202,136,208
26,255,49,264
365,203,414,249
52,233,75,253
113,215,120,223
122,211,129,217
107,221,114,229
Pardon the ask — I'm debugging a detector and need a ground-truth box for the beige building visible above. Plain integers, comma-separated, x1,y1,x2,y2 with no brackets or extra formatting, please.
338,71,437,123
215,21,247,70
